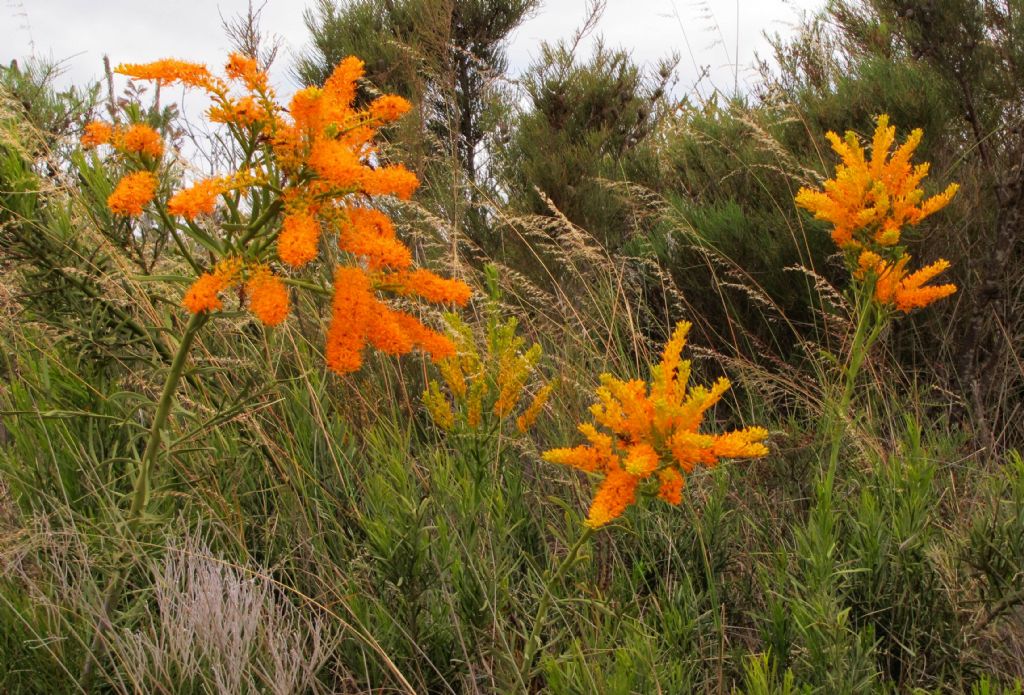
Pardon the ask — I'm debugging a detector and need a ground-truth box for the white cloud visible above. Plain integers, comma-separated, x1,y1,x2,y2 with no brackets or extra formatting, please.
4,0,822,98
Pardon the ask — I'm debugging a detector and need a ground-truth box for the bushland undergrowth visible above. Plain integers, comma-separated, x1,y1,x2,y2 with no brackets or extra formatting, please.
1,1,1023,693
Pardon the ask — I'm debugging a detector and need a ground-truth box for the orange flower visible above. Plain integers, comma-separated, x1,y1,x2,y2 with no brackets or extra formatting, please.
586,467,638,529
856,251,957,313
795,115,958,250
381,269,471,306
289,86,323,131
369,95,412,122
81,121,113,148
225,52,267,91
361,164,419,199
337,207,412,270
277,212,322,267
182,257,242,314
246,267,289,326
391,311,456,361
308,139,364,189
115,59,220,91
366,305,415,356
320,56,364,122
325,266,374,374
167,178,223,219
107,171,157,217
656,468,684,505
116,124,164,158
208,96,267,126
542,321,768,527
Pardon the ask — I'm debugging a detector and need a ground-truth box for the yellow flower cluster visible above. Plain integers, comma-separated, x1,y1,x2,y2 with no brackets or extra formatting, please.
543,322,768,528
98,52,469,373
795,115,958,250
423,313,553,435
795,115,959,313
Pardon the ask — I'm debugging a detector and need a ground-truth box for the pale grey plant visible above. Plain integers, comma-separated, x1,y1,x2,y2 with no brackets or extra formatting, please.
110,532,333,694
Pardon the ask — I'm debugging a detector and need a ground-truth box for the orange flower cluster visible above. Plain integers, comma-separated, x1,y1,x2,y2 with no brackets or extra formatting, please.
109,51,468,372
795,115,959,313
182,257,242,314
167,178,223,220
117,124,164,158
246,266,290,326
107,171,157,217
81,121,114,148
115,58,219,90
855,251,957,313
795,115,958,249
81,122,163,158
325,266,457,373
181,258,291,327
543,321,768,528
82,120,166,218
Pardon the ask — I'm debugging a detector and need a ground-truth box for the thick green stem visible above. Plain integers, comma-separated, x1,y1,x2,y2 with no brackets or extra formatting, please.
126,311,207,520
81,311,207,689
520,526,595,685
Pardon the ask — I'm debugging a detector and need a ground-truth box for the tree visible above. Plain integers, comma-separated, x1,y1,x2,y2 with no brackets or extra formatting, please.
499,37,672,251
297,0,539,240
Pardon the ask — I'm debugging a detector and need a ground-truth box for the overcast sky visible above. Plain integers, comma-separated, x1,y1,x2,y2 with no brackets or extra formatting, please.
4,0,822,99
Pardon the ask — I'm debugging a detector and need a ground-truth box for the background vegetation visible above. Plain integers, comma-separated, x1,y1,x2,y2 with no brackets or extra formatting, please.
1,0,1022,692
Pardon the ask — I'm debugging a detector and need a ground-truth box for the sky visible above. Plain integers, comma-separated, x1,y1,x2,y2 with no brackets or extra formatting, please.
3,0,823,99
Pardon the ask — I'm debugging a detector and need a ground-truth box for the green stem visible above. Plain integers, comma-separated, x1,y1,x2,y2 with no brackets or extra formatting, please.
238,198,282,248
823,285,885,495
520,526,595,684
80,311,207,689
127,311,207,519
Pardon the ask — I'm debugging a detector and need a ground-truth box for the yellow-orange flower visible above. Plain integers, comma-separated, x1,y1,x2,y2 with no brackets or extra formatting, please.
246,267,289,326
81,121,113,148
115,59,220,91
516,382,554,433
424,381,455,431
116,124,164,158
182,257,242,314
856,251,957,313
656,468,684,505
107,171,157,217
225,52,267,91
277,212,322,267
167,178,223,219
208,96,267,126
795,115,958,249
543,321,768,528
586,467,638,529
369,95,412,122
381,269,472,306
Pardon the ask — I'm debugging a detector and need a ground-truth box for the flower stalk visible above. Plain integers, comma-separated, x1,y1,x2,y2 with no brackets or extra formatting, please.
519,526,595,683
82,310,207,688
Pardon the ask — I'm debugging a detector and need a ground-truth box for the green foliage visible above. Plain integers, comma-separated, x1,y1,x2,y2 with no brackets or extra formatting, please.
500,40,669,251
